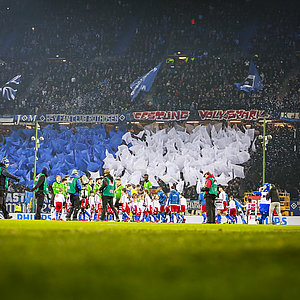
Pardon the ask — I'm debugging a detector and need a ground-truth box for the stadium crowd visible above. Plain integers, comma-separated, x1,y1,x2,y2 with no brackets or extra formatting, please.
0,0,299,216
0,0,298,115
2,121,298,207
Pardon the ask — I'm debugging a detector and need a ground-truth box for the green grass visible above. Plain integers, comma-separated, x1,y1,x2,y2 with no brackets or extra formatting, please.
1,221,300,300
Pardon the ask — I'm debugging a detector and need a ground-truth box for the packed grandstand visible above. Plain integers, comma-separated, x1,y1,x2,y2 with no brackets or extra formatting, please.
0,0,299,217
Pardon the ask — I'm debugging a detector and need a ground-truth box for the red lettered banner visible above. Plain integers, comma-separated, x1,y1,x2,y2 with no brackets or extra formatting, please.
198,110,268,121
132,111,190,121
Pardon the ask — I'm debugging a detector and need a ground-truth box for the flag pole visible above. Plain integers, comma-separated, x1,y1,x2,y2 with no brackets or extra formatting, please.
262,118,266,185
32,120,39,213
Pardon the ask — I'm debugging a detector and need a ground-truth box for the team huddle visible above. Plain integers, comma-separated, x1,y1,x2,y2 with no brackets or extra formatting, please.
49,172,187,223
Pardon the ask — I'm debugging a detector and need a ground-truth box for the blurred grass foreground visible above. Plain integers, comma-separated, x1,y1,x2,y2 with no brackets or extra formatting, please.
0,220,300,300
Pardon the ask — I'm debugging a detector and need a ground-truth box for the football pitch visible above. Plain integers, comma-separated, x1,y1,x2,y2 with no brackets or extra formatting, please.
0,221,300,300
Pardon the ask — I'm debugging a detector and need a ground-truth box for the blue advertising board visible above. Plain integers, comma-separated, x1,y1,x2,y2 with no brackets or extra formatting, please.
290,200,300,216
4,192,50,214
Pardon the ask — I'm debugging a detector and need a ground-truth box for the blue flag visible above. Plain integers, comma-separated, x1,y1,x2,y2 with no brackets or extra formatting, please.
234,61,263,93
0,75,21,101
130,63,161,101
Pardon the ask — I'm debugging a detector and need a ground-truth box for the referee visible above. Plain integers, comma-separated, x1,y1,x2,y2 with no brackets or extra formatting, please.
99,169,120,222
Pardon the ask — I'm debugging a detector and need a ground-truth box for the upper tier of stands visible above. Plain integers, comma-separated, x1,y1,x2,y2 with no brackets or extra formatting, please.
0,0,299,115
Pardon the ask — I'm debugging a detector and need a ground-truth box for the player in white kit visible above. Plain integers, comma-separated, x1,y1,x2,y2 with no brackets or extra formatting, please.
54,188,65,220
179,194,187,223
